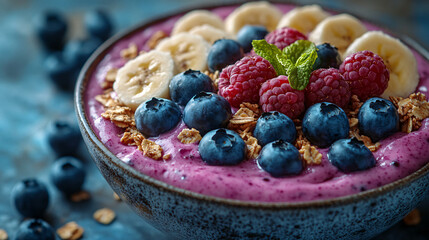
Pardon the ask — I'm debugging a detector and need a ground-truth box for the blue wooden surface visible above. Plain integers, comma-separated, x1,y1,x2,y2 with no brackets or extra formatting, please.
0,0,428,239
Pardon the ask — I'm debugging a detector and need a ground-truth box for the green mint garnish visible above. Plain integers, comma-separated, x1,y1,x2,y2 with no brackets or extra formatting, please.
252,39,318,90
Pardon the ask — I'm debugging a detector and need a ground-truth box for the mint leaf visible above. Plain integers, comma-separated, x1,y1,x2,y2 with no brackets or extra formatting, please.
282,40,318,90
252,40,286,76
252,39,317,90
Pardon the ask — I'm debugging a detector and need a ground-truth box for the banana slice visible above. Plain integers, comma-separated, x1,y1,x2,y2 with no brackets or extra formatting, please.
309,14,367,55
156,33,210,72
171,10,225,35
189,24,233,44
225,1,282,35
344,31,419,99
277,5,330,35
113,50,175,110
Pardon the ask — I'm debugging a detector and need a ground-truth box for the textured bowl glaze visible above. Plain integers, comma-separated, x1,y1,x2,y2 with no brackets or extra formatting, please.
75,3,429,239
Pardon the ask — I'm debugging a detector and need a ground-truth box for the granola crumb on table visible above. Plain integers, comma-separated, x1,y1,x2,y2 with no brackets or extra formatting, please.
57,221,84,240
93,208,116,225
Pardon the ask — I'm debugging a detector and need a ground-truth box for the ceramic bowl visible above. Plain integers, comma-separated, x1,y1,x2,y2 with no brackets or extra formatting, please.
75,2,429,239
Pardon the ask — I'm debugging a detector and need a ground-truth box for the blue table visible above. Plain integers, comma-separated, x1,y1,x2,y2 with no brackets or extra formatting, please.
0,0,428,239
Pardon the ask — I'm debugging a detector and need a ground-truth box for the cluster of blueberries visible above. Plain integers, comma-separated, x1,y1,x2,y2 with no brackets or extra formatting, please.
37,9,113,90
11,120,86,239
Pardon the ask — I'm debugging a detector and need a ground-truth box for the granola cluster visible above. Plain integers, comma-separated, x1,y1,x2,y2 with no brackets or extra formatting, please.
390,92,429,133
294,121,322,165
96,69,164,160
147,30,168,49
203,70,220,90
120,43,138,60
178,128,202,144
227,103,262,159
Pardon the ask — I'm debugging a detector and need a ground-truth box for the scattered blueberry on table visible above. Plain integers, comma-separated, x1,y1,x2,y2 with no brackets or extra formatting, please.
11,179,50,218
14,219,57,240
50,156,86,196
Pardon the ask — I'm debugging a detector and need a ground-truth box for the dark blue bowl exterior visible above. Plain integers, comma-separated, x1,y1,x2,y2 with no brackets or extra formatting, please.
75,2,429,239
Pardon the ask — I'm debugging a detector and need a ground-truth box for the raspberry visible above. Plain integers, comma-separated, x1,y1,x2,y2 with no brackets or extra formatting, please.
305,68,351,108
218,56,277,107
259,75,305,119
265,27,307,50
340,50,389,101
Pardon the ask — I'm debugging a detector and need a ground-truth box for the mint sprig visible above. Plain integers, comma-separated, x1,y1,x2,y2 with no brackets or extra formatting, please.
252,39,318,90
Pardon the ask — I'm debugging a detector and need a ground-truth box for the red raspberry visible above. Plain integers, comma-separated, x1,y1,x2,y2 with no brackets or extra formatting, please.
340,50,389,101
218,56,277,107
305,68,351,108
265,27,307,50
259,75,305,119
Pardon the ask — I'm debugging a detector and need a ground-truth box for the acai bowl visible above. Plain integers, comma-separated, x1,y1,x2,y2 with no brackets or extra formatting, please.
75,2,429,239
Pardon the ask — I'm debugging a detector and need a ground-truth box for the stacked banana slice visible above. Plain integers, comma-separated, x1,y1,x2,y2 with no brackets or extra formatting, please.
113,2,419,109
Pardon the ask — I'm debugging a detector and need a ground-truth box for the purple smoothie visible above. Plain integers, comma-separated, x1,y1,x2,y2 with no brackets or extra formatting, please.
84,3,429,202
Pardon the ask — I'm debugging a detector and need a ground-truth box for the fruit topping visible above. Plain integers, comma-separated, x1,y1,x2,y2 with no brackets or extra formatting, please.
199,128,246,165
156,33,210,72
253,111,296,146
259,75,305,119
135,97,182,137
225,1,282,35
218,55,276,107
340,50,389,101
277,5,330,35
50,156,86,196
11,179,49,218
358,97,399,142
328,138,376,172
345,31,419,99
309,14,367,55
14,219,56,240
305,68,351,108
265,27,307,50
236,25,269,53
114,50,175,110
183,92,231,135
257,140,303,177
302,102,350,148
172,10,225,35
207,39,244,72
169,70,214,106
84,9,114,41
313,43,341,69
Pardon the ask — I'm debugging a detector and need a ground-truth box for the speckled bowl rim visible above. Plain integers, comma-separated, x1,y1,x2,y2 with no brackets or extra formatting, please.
75,1,429,210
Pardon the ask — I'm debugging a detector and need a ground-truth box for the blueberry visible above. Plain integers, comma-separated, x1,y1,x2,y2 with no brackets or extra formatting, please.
358,97,399,142
313,43,342,70
328,138,376,172
135,97,181,137
47,120,81,156
85,9,114,41
169,70,214,106
257,140,303,177
11,179,49,218
44,52,77,91
253,111,296,146
236,25,269,52
183,92,231,135
34,10,68,51
302,102,349,148
50,156,86,195
63,38,102,70
207,39,244,72
14,219,56,240
198,128,246,165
